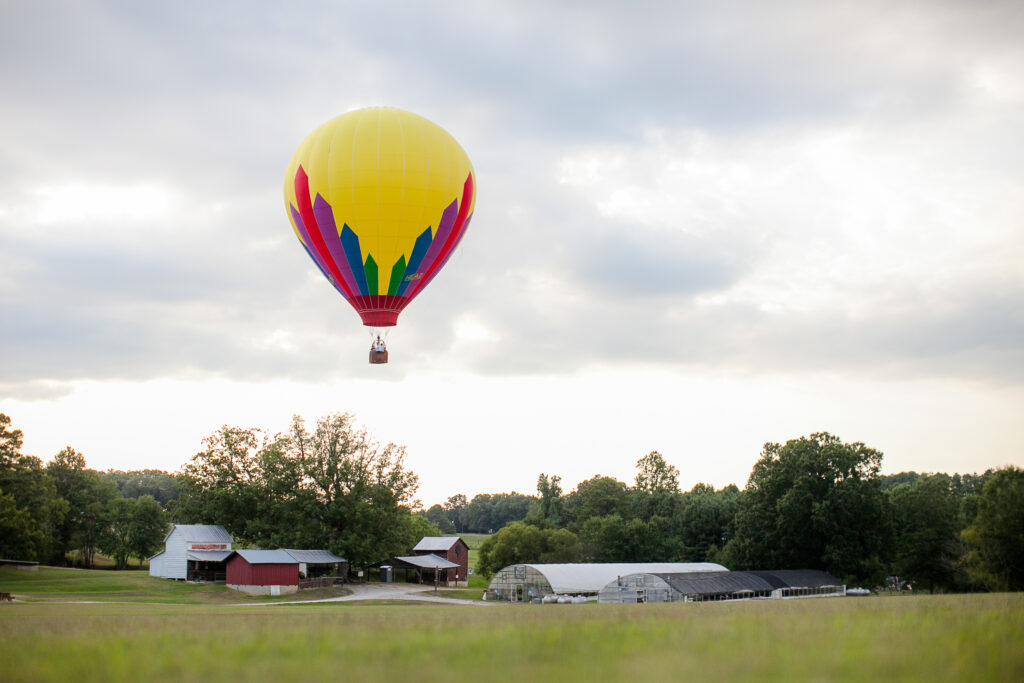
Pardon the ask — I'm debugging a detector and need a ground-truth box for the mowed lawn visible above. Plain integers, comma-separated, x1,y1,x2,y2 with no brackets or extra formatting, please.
1,587,1021,681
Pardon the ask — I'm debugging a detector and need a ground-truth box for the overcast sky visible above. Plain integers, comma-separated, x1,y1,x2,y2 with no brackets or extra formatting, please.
2,0,1022,507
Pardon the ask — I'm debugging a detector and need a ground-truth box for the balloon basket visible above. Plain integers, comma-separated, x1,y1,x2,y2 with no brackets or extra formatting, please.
369,349,389,364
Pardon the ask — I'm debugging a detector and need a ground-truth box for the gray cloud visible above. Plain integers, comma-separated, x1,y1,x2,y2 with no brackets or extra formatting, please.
1,0,1022,400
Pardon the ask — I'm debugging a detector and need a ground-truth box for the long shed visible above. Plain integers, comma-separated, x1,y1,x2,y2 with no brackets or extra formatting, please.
226,550,299,596
598,569,845,604
148,524,234,581
485,562,727,602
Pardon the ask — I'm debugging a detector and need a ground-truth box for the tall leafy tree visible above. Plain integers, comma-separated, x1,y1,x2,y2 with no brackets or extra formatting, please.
174,413,423,568
723,432,890,584
130,495,168,566
634,451,680,493
889,475,961,592
477,521,580,576
962,466,1024,591
0,416,68,562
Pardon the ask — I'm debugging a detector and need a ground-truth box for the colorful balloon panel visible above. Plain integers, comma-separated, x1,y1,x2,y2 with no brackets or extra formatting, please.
284,107,476,326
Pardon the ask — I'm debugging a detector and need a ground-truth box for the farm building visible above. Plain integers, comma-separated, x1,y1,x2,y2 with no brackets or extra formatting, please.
283,549,348,584
597,569,845,604
226,549,299,595
412,536,470,586
381,554,461,586
148,524,234,581
485,562,727,602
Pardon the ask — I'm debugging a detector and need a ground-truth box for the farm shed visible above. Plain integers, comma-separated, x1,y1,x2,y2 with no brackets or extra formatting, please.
485,562,727,602
148,524,234,581
226,549,299,595
413,536,469,586
283,549,348,585
383,554,461,586
598,569,845,604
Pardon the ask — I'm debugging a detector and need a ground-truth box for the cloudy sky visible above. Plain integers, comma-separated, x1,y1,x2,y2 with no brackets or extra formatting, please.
2,0,1022,506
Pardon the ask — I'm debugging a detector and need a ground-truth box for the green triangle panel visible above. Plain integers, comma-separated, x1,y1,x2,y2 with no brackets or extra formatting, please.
364,255,378,296
387,255,408,296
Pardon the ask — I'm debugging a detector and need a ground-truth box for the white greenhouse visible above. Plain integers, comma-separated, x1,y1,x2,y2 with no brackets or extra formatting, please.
485,562,727,602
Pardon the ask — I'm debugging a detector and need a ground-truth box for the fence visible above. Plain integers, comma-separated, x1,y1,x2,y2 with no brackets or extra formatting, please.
298,577,342,590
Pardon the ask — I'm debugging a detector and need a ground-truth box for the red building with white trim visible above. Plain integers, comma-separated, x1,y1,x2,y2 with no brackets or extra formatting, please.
226,550,299,595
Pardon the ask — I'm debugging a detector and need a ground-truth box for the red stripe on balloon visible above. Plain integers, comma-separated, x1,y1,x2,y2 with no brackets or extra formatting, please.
406,173,475,300
294,166,355,300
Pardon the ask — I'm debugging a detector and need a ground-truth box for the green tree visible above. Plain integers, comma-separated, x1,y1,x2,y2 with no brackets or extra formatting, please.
424,504,456,534
0,417,68,562
174,413,422,569
962,466,1024,591
99,497,137,569
476,521,581,576
635,451,680,493
530,473,565,527
675,483,742,562
0,488,43,559
723,432,889,584
889,475,961,592
130,495,167,566
564,475,629,529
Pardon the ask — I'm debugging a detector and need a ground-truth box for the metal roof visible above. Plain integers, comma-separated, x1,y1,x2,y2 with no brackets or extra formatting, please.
523,563,728,594
413,537,464,552
169,524,234,543
618,569,843,597
233,549,297,564
187,550,233,562
745,569,842,589
393,554,459,570
283,549,346,564
653,571,776,596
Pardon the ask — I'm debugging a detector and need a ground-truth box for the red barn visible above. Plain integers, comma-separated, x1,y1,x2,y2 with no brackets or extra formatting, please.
413,537,470,587
226,550,299,595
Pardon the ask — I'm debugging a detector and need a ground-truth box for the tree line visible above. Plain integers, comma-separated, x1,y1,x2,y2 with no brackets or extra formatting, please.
467,434,1023,592
0,414,168,568
3,410,1021,592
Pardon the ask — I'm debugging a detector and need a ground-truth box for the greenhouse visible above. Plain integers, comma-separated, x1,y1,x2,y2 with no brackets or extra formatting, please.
484,562,727,602
598,569,845,604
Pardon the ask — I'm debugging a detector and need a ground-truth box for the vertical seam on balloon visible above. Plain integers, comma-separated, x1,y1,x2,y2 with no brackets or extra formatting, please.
374,108,382,297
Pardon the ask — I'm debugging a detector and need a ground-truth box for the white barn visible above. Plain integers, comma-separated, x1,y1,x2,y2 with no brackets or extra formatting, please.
149,524,234,580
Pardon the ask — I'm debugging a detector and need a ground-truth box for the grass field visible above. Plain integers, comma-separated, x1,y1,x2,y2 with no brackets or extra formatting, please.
0,566,350,605
1,567,1021,681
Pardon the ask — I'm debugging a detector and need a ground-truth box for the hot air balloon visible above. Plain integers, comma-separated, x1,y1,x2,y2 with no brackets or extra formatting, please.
284,107,476,363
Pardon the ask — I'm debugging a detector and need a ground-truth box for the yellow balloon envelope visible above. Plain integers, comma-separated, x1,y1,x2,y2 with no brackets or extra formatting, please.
284,107,476,326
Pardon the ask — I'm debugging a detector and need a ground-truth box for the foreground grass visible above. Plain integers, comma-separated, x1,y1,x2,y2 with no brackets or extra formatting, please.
0,567,349,605
1,593,1021,681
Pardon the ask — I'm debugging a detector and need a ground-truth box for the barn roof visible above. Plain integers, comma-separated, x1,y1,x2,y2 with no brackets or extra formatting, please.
523,563,727,594
393,554,459,570
187,550,233,562
232,549,297,565
169,524,233,543
283,549,346,564
413,537,465,552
